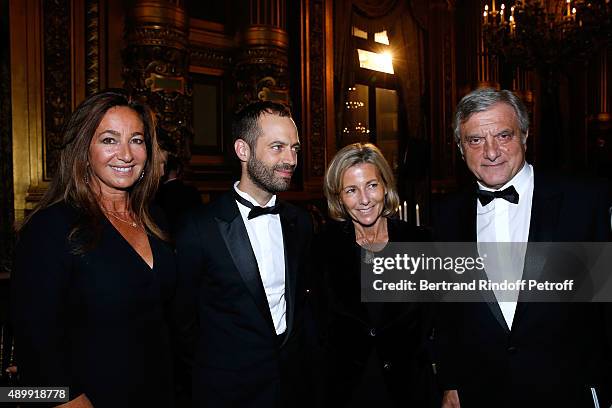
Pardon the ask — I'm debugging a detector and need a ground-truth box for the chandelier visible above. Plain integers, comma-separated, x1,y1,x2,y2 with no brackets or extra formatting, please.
482,0,612,71
342,86,370,138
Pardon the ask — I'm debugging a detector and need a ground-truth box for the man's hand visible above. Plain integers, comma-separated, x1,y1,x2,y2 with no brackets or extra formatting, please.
441,390,460,408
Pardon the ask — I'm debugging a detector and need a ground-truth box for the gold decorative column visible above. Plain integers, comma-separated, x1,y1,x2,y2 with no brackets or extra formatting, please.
235,0,290,107
123,0,191,156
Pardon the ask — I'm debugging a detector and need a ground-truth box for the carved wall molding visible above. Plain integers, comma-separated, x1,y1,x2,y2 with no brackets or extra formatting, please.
234,41,290,107
306,0,326,177
85,0,100,95
128,26,189,49
190,46,233,70
122,47,192,156
234,45,290,104
43,0,72,180
234,1,290,108
234,54,290,107
123,0,192,158
235,47,289,68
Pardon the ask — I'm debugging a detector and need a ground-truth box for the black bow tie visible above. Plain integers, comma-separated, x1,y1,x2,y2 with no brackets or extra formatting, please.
476,185,519,206
233,190,283,219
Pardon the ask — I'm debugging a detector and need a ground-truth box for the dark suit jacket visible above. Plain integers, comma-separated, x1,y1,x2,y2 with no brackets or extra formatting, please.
316,218,435,407
432,173,611,408
174,191,313,408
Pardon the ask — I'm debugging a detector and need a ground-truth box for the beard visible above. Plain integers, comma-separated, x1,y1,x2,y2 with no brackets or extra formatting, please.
247,154,295,194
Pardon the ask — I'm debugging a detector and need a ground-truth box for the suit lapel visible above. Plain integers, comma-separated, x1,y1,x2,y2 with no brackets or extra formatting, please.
479,265,511,333
527,173,562,242
461,189,511,333
215,193,276,333
514,173,563,325
279,204,299,347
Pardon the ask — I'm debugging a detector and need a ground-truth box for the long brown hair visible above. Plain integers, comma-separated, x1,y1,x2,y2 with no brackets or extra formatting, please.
22,89,166,252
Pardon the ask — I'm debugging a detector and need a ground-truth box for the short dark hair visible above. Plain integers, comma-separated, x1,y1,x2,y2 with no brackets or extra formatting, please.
231,101,292,149
453,88,530,146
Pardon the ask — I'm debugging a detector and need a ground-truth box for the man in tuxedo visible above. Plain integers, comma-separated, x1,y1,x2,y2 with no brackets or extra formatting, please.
174,101,313,407
434,88,611,408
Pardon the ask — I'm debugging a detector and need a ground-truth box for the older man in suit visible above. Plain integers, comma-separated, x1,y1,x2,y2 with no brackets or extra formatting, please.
433,88,611,408
174,101,313,407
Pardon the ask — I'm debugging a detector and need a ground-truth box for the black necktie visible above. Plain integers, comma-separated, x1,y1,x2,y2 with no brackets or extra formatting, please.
476,185,519,206
233,190,283,219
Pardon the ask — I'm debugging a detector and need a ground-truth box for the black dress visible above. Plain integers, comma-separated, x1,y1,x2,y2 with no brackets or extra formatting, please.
11,202,175,408
316,218,435,408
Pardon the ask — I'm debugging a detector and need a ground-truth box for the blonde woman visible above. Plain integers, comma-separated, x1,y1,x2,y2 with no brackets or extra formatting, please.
318,143,434,407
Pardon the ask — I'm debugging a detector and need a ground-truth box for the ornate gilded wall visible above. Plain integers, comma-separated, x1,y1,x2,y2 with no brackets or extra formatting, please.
123,0,192,158
185,0,335,200
296,0,336,194
8,0,337,210
43,0,72,179
10,0,109,218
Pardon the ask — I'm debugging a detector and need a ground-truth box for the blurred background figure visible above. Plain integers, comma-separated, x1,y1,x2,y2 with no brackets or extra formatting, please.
11,90,175,408
156,144,202,236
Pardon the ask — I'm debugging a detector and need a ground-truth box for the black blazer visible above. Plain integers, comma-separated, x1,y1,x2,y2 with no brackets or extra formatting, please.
432,173,612,408
174,191,313,408
11,202,176,408
316,218,434,407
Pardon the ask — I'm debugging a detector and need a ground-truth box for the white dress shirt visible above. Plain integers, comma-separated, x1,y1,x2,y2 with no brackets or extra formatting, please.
476,163,534,328
233,182,287,335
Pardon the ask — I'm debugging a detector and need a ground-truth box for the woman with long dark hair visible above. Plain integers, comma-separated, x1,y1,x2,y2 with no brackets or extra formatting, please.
11,89,175,407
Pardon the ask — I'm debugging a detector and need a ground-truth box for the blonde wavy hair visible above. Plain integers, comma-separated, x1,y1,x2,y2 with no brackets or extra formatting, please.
324,143,399,222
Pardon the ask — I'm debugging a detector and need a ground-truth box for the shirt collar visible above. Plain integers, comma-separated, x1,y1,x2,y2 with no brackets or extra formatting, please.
233,181,277,208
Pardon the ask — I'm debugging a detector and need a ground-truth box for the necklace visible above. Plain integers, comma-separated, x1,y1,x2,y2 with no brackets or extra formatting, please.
103,210,139,228
359,238,387,264
356,219,388,263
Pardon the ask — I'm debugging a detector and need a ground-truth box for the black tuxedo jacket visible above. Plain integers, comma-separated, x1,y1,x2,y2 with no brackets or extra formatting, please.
174,191,313,408
432,173,611,408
